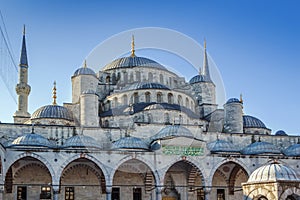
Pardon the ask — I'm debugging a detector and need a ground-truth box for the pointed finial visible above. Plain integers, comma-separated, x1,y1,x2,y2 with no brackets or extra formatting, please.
131,35,135,57
84,60,87,68
52,81,57,105
23,25,26,35
204,38,206,49
240,93,243,104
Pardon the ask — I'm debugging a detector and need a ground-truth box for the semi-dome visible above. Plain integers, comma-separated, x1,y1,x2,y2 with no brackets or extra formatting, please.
112,136,149,150
247,161,299,183
275,130,287,136
243,115,266,128
102,56,167,71
123,82,170,91
207,139,239,153
63,135,102,149
241,141,281,155
150,125,194,141
8,133,53,148
226,98,241,104
73,67,96,77
189,74,212,84
283,143,300,157
31,105,73,121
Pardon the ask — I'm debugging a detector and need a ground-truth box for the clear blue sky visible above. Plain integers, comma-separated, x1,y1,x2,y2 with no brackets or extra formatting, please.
0,0,299,134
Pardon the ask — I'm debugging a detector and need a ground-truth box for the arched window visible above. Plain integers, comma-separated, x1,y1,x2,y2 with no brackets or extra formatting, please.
133,93,139,104
148,72,153,82
129,72,134,83
186,97,189,108
112,73,116,84
159,74,164,84
104,120,109,127
106,100,111,110
157,92,162,103
145,92,151,103
177,95,183,106
164,113,170,124
136,71,141,82
258,196,268,200
123,72,128,83
122,95,128,105
113,97,118,107
191,101,194,111
106,76,110,83
147,113,152,123
179,115,183,124
168,93,174,104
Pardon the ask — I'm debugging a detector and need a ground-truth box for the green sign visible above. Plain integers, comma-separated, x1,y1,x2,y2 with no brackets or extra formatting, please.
162,145,204,156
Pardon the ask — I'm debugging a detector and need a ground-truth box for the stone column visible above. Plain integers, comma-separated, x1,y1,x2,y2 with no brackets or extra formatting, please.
52,185,60,200
106,186,112,200
204,188,212,200
156,187,162,200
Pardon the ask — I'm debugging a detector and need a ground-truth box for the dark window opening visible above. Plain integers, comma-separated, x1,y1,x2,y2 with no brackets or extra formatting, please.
40,186,51,199
65,187,74,200
133,188,142,200
17,186,26,200
112,188,120,200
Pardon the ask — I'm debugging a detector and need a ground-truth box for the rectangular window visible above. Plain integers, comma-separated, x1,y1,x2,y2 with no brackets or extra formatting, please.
40,186,51,199
217,189,225,200
133,188,142,200
112,187,120,200
17,186,26,200
197,188,205,200
65,187,74,200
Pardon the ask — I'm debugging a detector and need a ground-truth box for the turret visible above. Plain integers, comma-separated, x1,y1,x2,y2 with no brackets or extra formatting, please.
14,26,31,123
223,96,243,133
189,40,217,117
80,90,99,127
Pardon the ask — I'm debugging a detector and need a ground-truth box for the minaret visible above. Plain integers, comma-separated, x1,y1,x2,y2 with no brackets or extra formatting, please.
201,39,212,81
14,25,31,123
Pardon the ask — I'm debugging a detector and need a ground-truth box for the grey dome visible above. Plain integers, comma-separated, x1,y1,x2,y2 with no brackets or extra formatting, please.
32,105,73,121
243,115,266,128
248,161,299,183
189,74,212,84
275,130,287,136
226,98,241,104
283,143,300,157
207,139,239,153
123,82,170,91
63,135,102,149
73,67,96,77
151,125,194,141
102,56,166,71
241,141,281,155
112,136,149,150
8,133,53,148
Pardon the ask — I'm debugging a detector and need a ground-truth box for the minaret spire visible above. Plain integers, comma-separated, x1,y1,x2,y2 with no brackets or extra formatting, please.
131,35,135,57
201,39,212,81
14,25,31,123
52,81,57,105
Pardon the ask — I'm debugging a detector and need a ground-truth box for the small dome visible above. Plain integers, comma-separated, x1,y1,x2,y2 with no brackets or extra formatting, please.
189,74,212,84
102,56,166,71
275,130,287,136
73,67,96,77
31,105,73,121
283,143,300,157
150,141,161,151
207,139,239,153
241,141,281,155
63,135,102,149
151,125,194,141
243,115,266,128
123,82,170,91
247,161,299,183
8,133,53,148
226,98,241,104
112,136,149,150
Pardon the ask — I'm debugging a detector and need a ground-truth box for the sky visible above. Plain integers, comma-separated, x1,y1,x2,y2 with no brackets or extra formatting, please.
0,0,299,135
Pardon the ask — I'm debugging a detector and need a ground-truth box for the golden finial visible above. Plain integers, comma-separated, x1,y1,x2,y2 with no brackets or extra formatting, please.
204,38,206,49
131,35,135,57
52,81,57,105
84,60,87,68
23,24,26,35
240,93,243,104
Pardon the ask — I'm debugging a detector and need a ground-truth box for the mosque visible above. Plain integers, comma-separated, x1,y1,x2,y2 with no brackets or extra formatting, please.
0,28,300,200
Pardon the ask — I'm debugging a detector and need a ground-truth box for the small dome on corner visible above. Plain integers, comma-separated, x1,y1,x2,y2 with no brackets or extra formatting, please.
73,67,96,77
275,130,287,136
226,98,241,104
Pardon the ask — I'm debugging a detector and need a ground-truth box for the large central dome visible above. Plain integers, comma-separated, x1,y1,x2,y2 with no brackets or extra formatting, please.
102,56,167,71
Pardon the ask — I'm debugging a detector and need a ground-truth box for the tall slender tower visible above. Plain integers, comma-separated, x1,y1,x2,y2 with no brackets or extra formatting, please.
14,26,31,123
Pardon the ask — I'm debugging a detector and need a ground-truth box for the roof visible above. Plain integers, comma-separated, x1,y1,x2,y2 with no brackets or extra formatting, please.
31,105,73,121
73,67,96,77
189,74,213,84
243,115,266,128
102,56,167,71
122,82,170,91
150,125,194,141
241,141,281,155
283,143,300,157
7,133,53,148
275,130,287,136
247,161,299,183
63,135,102,149
207,139,240,153
112,136,149,150
226,98,241,104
